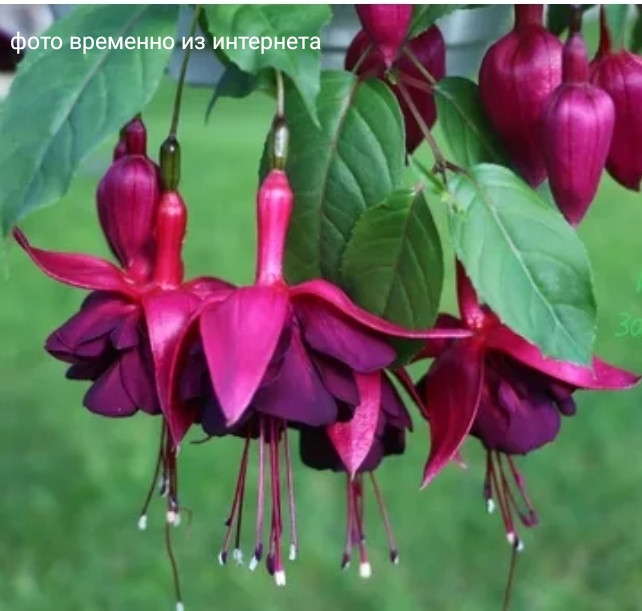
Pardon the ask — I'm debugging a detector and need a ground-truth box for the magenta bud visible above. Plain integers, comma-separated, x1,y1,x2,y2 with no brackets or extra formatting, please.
543,32,615,226
355,4,413,67
590,24,642,190
97,120,161,280
479,5,562,187
113,117,146,160
345,25,445,154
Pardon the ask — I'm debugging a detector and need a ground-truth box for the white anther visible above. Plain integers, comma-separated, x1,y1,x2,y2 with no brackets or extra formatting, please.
516,539,525,553
233,548,244,565
359,562,372,579
138,515,148,531
176,602,184,611
218,552,226,566
392,555,400,565
166,510,178,525
274,569,287,586
289,544,297,561
249,555,259,571
486,499,495,514
506,531,516,545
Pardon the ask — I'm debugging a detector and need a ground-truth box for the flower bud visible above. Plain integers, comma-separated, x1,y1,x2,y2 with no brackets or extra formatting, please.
479,5,562,187
97,118,161,280
543,32,615,225
590,19,642,191
345,26,445,154
355,4,413,67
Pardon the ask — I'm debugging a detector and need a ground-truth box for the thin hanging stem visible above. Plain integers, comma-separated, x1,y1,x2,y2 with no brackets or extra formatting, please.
502,542,519,611
351,41,374,74
169,5,202,137
402,48,437,86
275,70,285,119
396,81,449,178
165,521,183,611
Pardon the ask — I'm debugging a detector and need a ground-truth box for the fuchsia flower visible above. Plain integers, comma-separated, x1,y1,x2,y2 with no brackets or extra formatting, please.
299,371,416,576
171,153,468,583
479,4,562,187
355,4,413,67
416,263,639,548
590,11,642,191
543,28,615,226
14,122,230,529
345,25,446,154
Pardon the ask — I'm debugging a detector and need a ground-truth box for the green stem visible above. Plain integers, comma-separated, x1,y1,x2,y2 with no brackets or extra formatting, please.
169,5,201,137
275,69,285,119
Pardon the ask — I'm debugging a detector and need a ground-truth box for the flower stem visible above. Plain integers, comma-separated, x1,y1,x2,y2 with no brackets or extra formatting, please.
169,5,201,137
402,48,437,86
395,81,447,177
275,69,285,119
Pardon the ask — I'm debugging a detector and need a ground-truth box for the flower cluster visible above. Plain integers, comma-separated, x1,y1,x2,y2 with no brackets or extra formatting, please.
12,5,642,610
481,5,642,224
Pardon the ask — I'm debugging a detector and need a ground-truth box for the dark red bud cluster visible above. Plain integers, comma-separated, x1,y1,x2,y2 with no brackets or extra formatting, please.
346,19,445,154
479,4,642,225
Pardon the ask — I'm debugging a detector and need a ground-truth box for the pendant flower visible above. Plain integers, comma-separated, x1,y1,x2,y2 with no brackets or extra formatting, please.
300,370,416,577
416,262,639,547
14,124,231,529
170,127,468,583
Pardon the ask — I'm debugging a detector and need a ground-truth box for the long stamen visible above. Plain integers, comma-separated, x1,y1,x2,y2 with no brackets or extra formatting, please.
166,438,180,527
283,427,298,561
269,419,285,586
505,456,538,526
488,452,518,547
496,456,533,534
483,452,496,514
138,422,167,530
219,437,251,565
249,419,266,571
353,476,371,579
369,473,399,564
233,438,250,565
341,475,354,570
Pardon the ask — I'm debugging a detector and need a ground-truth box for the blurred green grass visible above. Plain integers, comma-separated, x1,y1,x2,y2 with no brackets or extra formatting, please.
2,76,642,611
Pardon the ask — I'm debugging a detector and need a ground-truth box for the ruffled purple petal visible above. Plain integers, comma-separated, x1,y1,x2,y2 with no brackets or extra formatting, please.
296,299,396,372
83,359,138,417
253,324,337,426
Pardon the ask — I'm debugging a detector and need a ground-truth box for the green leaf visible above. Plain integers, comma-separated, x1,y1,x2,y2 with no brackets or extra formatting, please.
408,5,463,39
433,77,509,168
0,5,177,235
342,188,443,330
631,9,642,52
206,63,259,121
277,71,405,284
447,164,596,365
604,5,631,48
547,5,594,36
203,5,331,124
